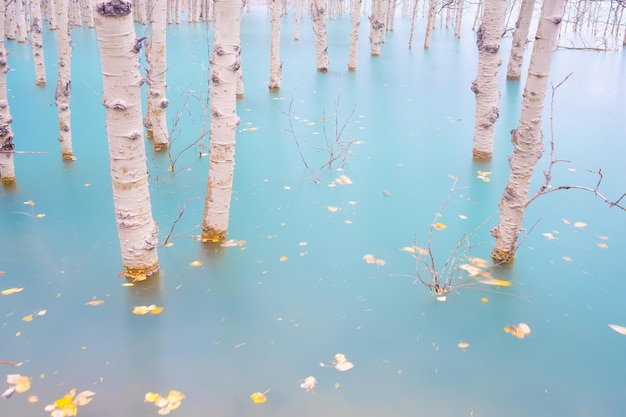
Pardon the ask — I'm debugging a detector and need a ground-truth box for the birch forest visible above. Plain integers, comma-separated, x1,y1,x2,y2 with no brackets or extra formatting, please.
1,1,625,417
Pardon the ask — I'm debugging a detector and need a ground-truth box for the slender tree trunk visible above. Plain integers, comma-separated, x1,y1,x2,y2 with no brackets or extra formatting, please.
369,0,384,56
48,0,58,28
310,0,329,72
491,0,567,262
145,0,169,150
506,0,534,80
6,0,17,40
136,0,147,23
82,0,95,27
201,0,241,242
423,0,436,49
408,0,419,49
472,0,483,30
0,0,15,185
454,0,463,37
55,0,74,160
470,0,506,159
93,0,160,279
294,0,301,40
15,0,27,42
347,0,361,70
29,0,47,85
268,0,282,92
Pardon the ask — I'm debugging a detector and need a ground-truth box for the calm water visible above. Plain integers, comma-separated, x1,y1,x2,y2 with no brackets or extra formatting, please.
2,8,626,417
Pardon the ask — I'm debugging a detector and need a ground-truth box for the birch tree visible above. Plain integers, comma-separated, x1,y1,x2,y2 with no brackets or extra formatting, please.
15,0,27,42
93,0,160,279
454,0,464,38
56,0,74,160
145,0,169,150
347,0,361,70
201,0,241,242
268,0,282,92
0,0,15,185
506,0,535,80
491,0,567,262
310,0,329,72
369,0,384,56
424,0,437,49
29,0,47,85
470,0,506,159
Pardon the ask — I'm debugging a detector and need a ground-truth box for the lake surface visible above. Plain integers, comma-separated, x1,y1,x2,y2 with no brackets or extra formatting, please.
1,7,626,417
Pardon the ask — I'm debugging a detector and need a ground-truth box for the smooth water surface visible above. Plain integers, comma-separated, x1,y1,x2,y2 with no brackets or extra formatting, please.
1,8,626,417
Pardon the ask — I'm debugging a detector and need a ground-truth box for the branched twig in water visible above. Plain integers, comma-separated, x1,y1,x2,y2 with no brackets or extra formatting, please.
525,72,626,211
280,97,309,169
162,197,200,246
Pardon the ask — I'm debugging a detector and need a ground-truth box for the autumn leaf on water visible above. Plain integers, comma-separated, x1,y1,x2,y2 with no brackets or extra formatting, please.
145,390,185,414
335,175,352,185
221,239,246,247
189,260,202,267
434,222,447,230
327,205,339,212
85,299,104,306
7,374,31,394
250,389,270,404
320,353,355,372
608,324,626,335
400,246,428,256
504,323,531,339
1,287,23,296
542,232,558,240
468,257,488,268
299,376,317,392
363,254,385,266
574,222,587,228
459,264,482,277
132,305,163,315
477,277,512,287
457,342,470,349
597,243,608,249
476,171,492,182
44,389,94,417
23,200,35,206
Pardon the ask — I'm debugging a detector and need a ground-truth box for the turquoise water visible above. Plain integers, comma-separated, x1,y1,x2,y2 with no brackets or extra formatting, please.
2,9,626,417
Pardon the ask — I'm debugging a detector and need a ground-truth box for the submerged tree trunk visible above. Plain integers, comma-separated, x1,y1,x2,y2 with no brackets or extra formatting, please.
423,0,436,49
369,0,384,56
310,0,329,72
56,0,74,160
268,0,282,92
15,0,27,42
145,0,169,150
294,0,301,40
29,0,47,85
491,0,567,262
201,0,241,242
93,0,160,279
454,0,464,38
0,0,15,185
347,0,361,70
506,0,535,80
470,0,506,159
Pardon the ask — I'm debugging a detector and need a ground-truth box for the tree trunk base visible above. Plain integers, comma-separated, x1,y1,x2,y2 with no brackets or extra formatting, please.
490,248,515,263
269,86,280,93
472,149,492,160
201,228,227,243
236,93,244,99
124,264,160,281
153,142,168,152
61,152,75,160
317,67,328,73
1,177,16,185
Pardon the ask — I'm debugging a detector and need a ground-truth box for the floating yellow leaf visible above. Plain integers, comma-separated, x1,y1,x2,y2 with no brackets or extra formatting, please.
608,323,626,335
300,376,317,392
504,322,531,339
250,390,270,404
85,300,104,306
73,390,95,406
53,395,74,408
132,305,162,315
221,239,246,247
562,256,572,262
327,205,338,212
150,307,164,315
477,277,512,287
7,374,31,393
22,314,34,322
573,222,587,228
363,254,376,264
189,260,202,267
597,243,608,249
36,213,46,218
457,342,469,349
335,175,352,185
434,222,447,230
481,297,489,303
2,287,24,296
166,390,185,404
468,257,488,267
279,256,288,262
542,232,558,240
27,395,39,403
145,392,161,403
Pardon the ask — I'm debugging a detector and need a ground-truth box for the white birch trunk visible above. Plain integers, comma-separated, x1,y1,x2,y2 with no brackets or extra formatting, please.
29,0,47,85
0,0,15,185
82,0,95,26
294,0,301,40
506,0,534,80
93,0,160,279
347,0,361,70
369,0,384,56
423,0,436,49
310,0,329,72
6,0,17,40
15,0,27,42
491,0,566,262
48,0,58,29
145,0,169,150
137,0,147,23
201,0,241,242
55,0,74,160
175,0,180,23
268,0,282,92
470,0,506,159
454,0,463,37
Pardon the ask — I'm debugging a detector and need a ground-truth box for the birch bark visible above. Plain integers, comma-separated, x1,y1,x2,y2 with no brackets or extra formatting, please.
48,0,58,29
29,0,47,85
423,0,436,49
347,0,361,70
145,0,169,150
15,0,27,42
201,0,241,242
0,0,15,185
369,0,384,56
470,0,506,159
506,0,535,80
55,0,74,160
294,0,301,40
491,0,566,262
454,0,463,38
310,0,329,72
268,0,282,92
6,0,16,40
93,0,160,279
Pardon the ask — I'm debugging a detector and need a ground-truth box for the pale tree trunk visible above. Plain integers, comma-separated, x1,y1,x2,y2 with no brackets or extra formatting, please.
136,0,147,23
408,0,419,49
310,0,329,72
369,0,384,56
82,0,95,27
268,0,282,92
29,0,47,85
0,0,15,185
201,0,241,242
93,0,160,279
423,0,436,49
48,0,58,29
472,0,483,30
175,0,180,23
166,0,172,23
69,0,82,25
454,0,463,37
55,0,74,160
235,64,243,98
470,0,506,159
294,0,301,40
145,0,169,150
347,0,361,70
506,0,534,80
491,0,566,262
15,0,27,42
6,0,17,40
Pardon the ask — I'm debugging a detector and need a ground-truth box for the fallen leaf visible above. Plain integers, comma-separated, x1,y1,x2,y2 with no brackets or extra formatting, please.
250,390,270,404
1,287,24,296
298,241,308,246
132,305,163,315
481,297,489,303
300,376,317,392
608,323,626,335
562,256,572,262
27,395,39,403
22,314,34,322
504,322,531,339
221,239,246,247
85,300,105,306
23,200,35,206
335,175,352,185
334,353,354,371
380,189,391,197
2,386,15,399
597,243,608,249
363,254,376,264
73,390,95,406
562,218,570,224
279,256,288,262
436,295,447,302
477,277,512,287
574,222,587,228
327,205,338,212
374,259,385,266
434,222,447,230
542,232,558,240
598,235,609,240
7,374,31,393
36,213,46,218
457,342,469,349
189,260,202,267
459,264,481,277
